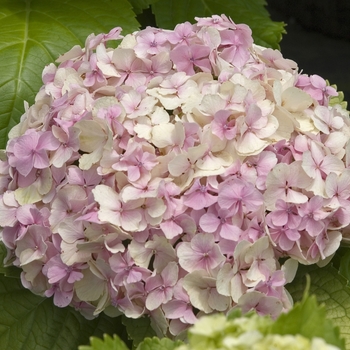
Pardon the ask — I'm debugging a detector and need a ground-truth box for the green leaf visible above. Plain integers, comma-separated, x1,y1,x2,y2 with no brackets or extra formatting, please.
79,334,130,350
152,0,285,49
129,0,160,14
0,0,139,149
78,334,184,350
0,242,21,278
0,264,21,278
339,248,350,282
136,337,183,350
122,315,157,348
0,273,131,349
287,264,348,350
272,284,344,349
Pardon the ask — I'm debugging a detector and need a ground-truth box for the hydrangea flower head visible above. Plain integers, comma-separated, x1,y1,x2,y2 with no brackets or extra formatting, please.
1,14,350,336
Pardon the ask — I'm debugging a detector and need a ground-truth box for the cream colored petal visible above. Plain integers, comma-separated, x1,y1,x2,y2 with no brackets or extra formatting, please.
151,123,175,148
236,132,269,156
281,87,313,112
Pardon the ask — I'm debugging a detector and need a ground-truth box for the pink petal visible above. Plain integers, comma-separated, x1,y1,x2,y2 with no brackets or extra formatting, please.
219,223,241,241
120,210,142,231
199,213,220,233
163,300,188,318
160,220,183,239
146,289,166,310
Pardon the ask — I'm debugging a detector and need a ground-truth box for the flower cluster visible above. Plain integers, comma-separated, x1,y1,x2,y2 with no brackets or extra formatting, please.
0,14,349,336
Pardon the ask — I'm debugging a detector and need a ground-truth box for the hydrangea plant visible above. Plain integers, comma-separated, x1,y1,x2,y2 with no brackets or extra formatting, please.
0,13,349,341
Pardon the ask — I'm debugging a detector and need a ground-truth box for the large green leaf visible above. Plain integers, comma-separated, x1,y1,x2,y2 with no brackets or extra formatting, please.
0,0,139,149
287,264,350,349
152,0,285,49
0,273,131,349
129,0,160,14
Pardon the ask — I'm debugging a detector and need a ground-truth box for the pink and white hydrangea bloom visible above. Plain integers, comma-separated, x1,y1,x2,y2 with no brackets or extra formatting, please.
1,14,349,337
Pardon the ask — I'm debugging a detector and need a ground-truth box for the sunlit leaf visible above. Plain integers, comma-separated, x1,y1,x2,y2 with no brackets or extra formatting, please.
136,337,183,350
79,334,183,350
79,334,130,350
0,0,139,149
